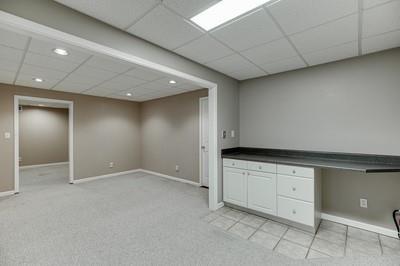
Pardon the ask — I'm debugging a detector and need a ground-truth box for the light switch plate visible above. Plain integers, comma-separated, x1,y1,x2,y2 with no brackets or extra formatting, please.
231,130,235,138
4,132,11,139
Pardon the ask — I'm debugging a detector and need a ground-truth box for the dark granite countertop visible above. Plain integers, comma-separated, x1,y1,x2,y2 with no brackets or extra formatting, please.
221,148,400,173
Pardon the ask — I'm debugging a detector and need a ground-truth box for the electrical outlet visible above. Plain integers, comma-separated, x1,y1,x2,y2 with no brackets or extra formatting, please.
109,162,114,168
175,165,179,172
360,198,368,208
231,130,235,138
4,132,11,139
222,130,226,139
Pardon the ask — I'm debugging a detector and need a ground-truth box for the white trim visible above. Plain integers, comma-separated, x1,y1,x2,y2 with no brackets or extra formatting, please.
14,95,74,192
321,213,398,238
20,161,69,170
72,169,142,184
199,96,209,188
1,11,219,211
139,169,201,187
216,201,225,209
0,190,16,198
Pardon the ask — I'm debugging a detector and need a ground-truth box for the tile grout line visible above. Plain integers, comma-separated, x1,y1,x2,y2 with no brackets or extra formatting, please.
123,2,162,31
378,234,384,255
344,225,349,256
12,37,31,85
246,218,268,240
305,222,321,258
272,227,289,251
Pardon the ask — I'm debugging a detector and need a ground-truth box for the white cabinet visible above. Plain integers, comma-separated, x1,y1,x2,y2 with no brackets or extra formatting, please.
248,171,276,215
223,158,321,232
223,166,247,207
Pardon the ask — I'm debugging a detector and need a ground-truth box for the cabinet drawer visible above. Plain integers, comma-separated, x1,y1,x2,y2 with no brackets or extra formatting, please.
278,174,314,202
248,161,276,173
277,196,314,226
277,164,314,178
223,159,247,169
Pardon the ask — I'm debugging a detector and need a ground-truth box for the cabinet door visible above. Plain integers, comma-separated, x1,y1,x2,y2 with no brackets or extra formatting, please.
223,167,247,207
247,170,276,215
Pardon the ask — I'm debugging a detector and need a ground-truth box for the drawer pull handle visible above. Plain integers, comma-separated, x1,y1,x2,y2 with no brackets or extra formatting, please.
292,170,296,174
292,187,296,192
232,162,235,166
292,210,296,214
258,166,262,170
243,172,246,175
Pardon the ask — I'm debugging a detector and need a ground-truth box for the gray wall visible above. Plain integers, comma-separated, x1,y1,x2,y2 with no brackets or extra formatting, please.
239,48,400,230
0,83,141,191
19,106,68,166
0,0,240,201
141,89,208,183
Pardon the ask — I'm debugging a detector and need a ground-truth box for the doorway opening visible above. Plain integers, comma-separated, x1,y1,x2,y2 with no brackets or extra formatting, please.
14,96,74,193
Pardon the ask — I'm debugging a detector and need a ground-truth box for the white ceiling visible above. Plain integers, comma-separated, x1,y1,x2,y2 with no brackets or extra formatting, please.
0,27,203,102
55,0,400,80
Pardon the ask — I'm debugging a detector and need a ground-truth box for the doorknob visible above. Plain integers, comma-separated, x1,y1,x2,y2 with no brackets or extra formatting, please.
201,146,206,149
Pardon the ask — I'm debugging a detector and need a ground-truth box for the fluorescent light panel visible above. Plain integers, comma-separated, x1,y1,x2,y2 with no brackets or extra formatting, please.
191,0,273,31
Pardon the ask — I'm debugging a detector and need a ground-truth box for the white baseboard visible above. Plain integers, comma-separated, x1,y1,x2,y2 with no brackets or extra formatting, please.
0,190,15,197
321,213,398,238
20,161,69,170
216,202,225,209
139,169,201,186
72,169,142,184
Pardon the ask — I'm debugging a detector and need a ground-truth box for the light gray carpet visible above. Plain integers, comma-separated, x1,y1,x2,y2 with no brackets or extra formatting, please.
0,166,399,265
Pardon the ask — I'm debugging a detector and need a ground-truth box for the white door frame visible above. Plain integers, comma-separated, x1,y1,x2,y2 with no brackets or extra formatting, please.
14,95,74,192
199,97,208,187
0,11,220,210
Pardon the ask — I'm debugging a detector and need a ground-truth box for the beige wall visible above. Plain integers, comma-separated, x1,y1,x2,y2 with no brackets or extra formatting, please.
238,48,400,230
140,89,208,183
19,106,69,166
0,83,141,191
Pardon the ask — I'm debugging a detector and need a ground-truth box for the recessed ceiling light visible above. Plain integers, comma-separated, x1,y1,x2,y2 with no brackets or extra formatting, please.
191,0,273,31
169,80,177,84
53,48,69,56
33,78,44,83
126,93,132,96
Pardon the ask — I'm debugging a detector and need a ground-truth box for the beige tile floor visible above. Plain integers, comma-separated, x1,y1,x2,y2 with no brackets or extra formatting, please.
203,206,400,260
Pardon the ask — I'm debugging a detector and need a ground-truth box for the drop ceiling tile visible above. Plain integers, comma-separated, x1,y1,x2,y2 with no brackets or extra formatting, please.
211,8,284,51
176,82,202,91
108,93,137,101
268,0,358,35
124,66,164,81
363,1,400,38
55,0,160,29
290,14,358,54
63,74,101,86
136,79,177,91
0,58,20,72
228,66,267,80
82,87,113,97
363,0,394,9
174,35,233,64
362,29,400,54
241,38,298,65
0,70,16,84
303,41,358,66
260,56,306,74
127,5,203,50
163,0,219,18
53,81,92,93
15,74,60,89
205,54,259,75
29,39,91,63
127,85,158,95
99,75,147,91
0,28,29,49
0,45,24,62
85,56,133,73
24,52,80,72
73,65,119,80
19,64,69,80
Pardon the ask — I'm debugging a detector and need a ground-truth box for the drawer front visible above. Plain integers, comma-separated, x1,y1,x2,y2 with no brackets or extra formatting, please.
248,161,276,173
277,164,314,178
277,196,314,226
223,159,247,169
277,174,314,202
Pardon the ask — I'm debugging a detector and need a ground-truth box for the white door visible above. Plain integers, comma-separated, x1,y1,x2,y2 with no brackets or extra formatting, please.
200,97,209,187
223,167,247,207
248,170,277,215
